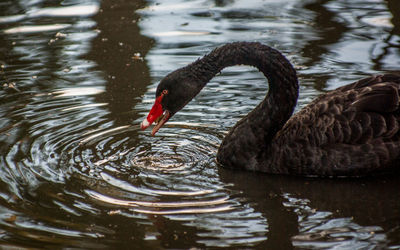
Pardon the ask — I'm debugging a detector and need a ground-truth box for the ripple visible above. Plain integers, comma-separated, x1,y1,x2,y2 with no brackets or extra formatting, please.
29,5,99,18
79,125,133,146
51,87,105,97
86,190,233,215
0,4,99,24
4,24,71,34
151,31,212,37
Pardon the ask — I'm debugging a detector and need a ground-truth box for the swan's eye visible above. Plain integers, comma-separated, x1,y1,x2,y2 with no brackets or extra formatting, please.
162,89,168,95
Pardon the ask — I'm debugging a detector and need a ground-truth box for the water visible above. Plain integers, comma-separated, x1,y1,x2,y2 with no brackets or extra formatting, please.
0,0,399,248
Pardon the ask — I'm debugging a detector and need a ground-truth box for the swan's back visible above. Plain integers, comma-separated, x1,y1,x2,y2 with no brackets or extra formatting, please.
268,74,400,177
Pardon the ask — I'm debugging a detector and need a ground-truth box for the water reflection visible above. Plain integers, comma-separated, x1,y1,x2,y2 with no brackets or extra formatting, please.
371,0,400,71
219,168,400,249
87,0,154,124
293,0,349,91
0,0,399,248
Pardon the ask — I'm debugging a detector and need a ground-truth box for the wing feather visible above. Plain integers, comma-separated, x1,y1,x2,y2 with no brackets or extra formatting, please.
271,73,400,176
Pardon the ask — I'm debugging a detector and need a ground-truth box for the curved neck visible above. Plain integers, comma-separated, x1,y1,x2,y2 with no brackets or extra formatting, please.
189,42,299,141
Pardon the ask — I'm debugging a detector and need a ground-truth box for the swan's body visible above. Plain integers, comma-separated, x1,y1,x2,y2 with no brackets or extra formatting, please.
141,42,400,177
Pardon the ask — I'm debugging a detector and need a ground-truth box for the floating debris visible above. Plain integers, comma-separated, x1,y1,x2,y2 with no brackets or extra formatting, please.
132,52,143,61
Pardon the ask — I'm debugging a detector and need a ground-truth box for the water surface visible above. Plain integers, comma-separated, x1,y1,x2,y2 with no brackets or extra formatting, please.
0,0,399,248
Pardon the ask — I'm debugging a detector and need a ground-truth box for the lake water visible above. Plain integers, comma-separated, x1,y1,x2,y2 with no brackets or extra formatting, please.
0,0,399,248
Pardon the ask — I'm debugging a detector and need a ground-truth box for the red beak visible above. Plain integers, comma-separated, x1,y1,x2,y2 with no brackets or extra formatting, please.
140,95,170,136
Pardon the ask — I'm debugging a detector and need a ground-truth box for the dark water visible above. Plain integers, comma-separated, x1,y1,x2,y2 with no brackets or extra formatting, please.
0,0,399,248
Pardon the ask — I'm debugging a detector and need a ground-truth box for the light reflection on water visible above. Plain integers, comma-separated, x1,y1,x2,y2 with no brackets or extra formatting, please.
0,0,399,248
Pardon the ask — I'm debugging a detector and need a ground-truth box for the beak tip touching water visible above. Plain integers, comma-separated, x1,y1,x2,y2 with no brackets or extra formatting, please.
140,118,150,130
140,118,157,136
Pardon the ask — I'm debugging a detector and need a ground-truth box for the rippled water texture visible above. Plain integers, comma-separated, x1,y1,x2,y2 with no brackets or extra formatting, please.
0,0,399,248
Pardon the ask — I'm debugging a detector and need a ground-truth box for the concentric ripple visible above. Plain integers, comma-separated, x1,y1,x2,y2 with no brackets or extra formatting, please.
68,116,234,215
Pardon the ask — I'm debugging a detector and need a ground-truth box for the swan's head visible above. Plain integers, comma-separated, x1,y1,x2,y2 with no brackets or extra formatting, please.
140,69,202,135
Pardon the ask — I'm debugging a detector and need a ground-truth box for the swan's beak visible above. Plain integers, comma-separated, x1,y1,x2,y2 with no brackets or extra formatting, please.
152,110,170,135
141,108,170,136
140,92,172,135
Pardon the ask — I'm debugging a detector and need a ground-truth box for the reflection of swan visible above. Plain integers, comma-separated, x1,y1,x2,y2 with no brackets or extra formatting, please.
218,167,400,248
141,42,400,177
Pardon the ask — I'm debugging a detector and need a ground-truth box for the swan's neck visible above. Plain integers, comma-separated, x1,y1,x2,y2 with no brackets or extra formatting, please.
191,42,298,139
187,42,299,169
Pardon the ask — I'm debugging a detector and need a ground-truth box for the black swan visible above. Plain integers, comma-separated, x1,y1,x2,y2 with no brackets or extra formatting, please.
141,42,400,177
